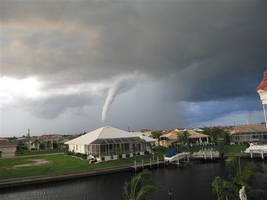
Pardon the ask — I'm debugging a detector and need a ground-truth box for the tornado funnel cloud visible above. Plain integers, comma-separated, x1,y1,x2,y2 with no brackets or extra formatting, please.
101,73,139,123
102,86,118,123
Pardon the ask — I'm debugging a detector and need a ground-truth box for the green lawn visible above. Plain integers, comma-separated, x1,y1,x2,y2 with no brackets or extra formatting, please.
0,145,247,180
0,153,164,180
219,144,247,154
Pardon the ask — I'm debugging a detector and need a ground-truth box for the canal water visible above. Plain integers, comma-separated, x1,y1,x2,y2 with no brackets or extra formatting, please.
0,161,266,200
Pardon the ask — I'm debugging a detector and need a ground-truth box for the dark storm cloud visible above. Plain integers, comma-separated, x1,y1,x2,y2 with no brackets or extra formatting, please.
181,97,263,124
1,0,266,127
2,0,265,83
24,94,97,119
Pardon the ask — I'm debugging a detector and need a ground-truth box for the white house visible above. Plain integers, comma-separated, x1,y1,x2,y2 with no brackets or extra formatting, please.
65,126,155,161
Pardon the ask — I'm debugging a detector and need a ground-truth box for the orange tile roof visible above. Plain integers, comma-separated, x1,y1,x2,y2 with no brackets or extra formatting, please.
256,70,267,91
160,131,178,140
230,124,267,134
187,130,209,138
160,129,209,140
139,129,152,132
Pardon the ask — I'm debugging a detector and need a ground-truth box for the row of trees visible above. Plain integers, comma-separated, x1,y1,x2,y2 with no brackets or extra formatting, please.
202,127,230,145
16,140,64,152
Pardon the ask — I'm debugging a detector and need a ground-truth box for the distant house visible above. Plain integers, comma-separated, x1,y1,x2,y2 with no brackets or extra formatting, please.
159,129,210,147
230,124,267,144
65,126,155,161
130,132,156,151
0,141,17,158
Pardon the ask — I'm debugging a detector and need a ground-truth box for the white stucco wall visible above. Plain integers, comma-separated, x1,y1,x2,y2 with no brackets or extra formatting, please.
258,90,267,104
68,144,86,154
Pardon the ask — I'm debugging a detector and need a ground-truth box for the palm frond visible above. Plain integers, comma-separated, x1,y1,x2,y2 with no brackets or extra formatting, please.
123,170,159,200
136,184,160,200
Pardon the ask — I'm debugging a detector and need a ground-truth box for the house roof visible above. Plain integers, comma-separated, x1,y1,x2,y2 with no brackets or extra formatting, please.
230,124,267,135
160,131,178,140
130,132,156,142
256,70,267,91
160,129,209,140
186,130,209,138
65,126,148,145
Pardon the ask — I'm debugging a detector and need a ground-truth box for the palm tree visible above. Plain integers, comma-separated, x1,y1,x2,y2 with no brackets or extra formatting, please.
33,139,40,150
212,157,264,200
212,176,238,200
151,131,162,145
225,157,262,187
177,131,190,147
123,170,159,200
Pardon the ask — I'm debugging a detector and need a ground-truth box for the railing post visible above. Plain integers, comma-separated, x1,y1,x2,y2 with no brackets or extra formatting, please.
134,160,136,173
210,151,213,160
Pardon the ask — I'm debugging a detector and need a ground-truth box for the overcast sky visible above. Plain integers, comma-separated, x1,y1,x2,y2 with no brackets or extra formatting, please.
0,0,266,137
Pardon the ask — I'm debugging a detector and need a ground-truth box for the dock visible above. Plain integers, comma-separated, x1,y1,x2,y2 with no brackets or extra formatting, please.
244,145,267,160
164,151,220,165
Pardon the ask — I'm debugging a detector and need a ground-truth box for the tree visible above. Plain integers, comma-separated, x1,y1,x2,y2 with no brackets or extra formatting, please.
46,141,53,150
53,142,59,149
123,170,159,200
212,176,238,200
39,142,46,150
177,131,190,147
33,139,40,150
16,141,27,152
225,157,263,188
203,127,230,145
151,131,162,142
212,157,264,200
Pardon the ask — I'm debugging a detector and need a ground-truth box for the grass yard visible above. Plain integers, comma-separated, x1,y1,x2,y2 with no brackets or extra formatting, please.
0,153,164,180
0,145,247,180
219,144,247,154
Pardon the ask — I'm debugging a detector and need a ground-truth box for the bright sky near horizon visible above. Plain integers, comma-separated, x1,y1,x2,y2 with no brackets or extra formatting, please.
0,0,266,137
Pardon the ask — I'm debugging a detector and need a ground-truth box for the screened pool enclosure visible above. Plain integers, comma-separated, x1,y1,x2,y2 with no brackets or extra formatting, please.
87,137,146,156
65,126,155,160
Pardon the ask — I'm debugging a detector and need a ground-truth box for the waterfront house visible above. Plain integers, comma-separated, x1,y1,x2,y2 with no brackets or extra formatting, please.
0,141,17,158
230,124,267,144
65,126,155,161
159,129,210,147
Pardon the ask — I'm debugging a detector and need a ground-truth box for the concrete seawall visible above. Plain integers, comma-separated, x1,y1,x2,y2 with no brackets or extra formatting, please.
0,165,133,189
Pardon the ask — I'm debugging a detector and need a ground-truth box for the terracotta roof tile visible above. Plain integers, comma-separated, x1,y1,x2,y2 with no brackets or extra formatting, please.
160,129,209,140
230,124,267,134
256,70,267,91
